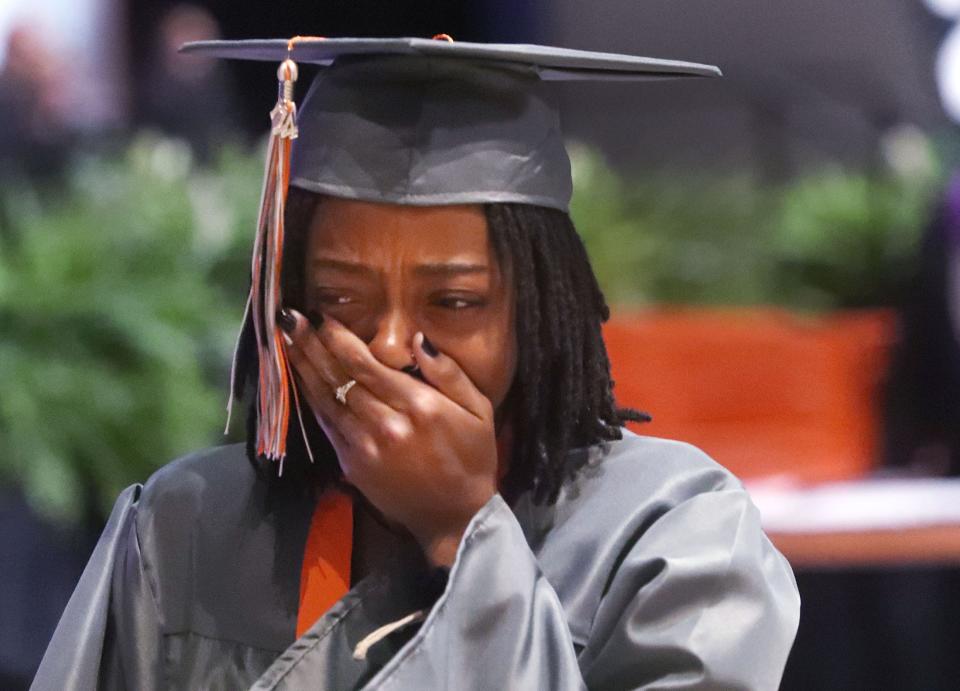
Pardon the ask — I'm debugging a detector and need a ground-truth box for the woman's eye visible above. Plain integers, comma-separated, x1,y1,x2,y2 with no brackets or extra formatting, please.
433,294,484,310
315,290,355,306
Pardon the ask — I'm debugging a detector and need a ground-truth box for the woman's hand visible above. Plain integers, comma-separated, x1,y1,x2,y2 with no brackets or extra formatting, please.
281,309,498,567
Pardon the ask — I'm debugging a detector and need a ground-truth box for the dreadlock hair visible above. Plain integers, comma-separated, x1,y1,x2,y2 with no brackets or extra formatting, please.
485,203,648,503
233,187,647,505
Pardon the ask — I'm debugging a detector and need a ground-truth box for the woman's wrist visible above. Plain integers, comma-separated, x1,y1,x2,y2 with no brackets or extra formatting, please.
422,530,465,568
419,489,496,567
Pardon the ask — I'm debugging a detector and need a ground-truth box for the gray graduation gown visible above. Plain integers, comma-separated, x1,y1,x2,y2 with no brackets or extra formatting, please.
32,431,800,690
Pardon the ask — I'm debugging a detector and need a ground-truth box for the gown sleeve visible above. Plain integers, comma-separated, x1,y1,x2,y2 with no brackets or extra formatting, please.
361,489,799,691
30,484,165,691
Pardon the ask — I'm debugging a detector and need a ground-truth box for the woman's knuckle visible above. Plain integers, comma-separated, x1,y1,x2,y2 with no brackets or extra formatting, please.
361,437,378,459
381,417,412,444
378,421,399,444
409,395,434,419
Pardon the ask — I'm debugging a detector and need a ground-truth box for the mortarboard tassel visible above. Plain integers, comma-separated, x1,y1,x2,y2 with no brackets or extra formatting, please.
226,55,312,473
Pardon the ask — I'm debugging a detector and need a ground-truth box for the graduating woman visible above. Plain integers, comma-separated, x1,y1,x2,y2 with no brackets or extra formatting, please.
33,38,799,690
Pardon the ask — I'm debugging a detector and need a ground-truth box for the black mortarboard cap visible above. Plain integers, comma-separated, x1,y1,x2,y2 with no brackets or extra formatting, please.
182,37,721,212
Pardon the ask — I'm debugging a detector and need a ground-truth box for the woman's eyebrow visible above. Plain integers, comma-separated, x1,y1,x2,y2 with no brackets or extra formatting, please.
311,258,489,278
413,262,489,277
311,258,377,276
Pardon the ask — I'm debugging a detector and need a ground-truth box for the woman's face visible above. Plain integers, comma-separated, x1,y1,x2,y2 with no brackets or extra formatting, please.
303,197,517,414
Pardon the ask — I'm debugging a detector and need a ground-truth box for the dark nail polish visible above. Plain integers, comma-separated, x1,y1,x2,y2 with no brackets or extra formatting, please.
306,310,325,328
402,364,426,382
421,336,438,357
277,308,296,334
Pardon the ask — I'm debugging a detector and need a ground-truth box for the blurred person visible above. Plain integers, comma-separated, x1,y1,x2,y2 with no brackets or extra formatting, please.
0,23,73,180
850,175,960,691
883,175,960,476
0,24,82,690
139,4,239,162
33,37,799,689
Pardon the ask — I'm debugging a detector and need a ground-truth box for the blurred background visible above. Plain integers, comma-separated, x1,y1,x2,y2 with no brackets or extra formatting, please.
2,0,959,688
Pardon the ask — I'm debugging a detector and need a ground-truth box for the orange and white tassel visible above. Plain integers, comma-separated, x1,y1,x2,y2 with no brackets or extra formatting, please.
226,58,312,473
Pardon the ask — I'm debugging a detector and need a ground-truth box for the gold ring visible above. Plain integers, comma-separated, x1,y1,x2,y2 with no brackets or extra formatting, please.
335,379,357,405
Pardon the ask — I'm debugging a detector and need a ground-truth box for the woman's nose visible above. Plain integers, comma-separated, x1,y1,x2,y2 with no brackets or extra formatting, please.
366,308,416,371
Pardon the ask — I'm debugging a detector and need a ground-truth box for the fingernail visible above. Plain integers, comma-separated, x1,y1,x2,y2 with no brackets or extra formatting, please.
421,335,438,357
306,310,325,328
277,308,296,334
402,364,426,382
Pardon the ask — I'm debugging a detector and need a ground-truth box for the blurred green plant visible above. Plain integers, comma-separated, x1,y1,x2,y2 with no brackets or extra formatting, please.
0,135,942,523
769,170,935,309
0,134,261,523
570,145,940,309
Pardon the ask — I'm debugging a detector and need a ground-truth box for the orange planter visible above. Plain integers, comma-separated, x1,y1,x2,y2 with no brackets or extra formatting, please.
604,308,896,483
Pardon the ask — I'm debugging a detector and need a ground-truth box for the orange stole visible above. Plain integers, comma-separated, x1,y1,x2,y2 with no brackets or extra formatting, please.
296,489,354,638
